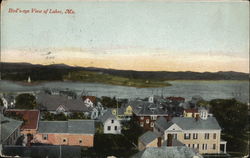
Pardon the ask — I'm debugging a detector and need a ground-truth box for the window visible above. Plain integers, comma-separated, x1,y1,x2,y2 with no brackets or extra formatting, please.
197,144,199,149
140,122,144,127
193,133,198,139
79,139,82,144
205,133,209,139
63,138,67,143
213,133,216,139
192,144,195,148
42,134,48,140
146,119,149,124
114,126,117,130
213,144,216,149
151,115,157,120
107,126,111,131
184,133,191,139
202,144,207,150
140,116,144,120
111,120,114,123
150,122,154,127
173,134,177,139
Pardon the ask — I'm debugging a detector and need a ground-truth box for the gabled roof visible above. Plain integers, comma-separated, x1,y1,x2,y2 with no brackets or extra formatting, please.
1,114,22,142
170,117,221,130
38,120,95,134
154,116,173,131
155,116,221,131
131,146,203,158
37,93,91,112
82,96,96,103
5,110,40,130
139,131,159,146
128,101,168,116
99,109,117,123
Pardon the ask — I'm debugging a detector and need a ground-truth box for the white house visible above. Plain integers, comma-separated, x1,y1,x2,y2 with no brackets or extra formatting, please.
82,96,96,108
100,109,121,134
0,95,16,109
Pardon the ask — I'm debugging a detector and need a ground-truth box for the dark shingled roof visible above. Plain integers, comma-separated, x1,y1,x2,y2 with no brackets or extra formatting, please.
131,146,203,158
128,101,168,116
1,114,22,142
99,109,116,123
154,116,173,131
155,116,221,131
171,117,221,130
139,131,159,145
36,93,91,112
38,120,95,134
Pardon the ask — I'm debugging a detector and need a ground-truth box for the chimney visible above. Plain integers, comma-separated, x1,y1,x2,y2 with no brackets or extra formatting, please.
157,137,162,147
167,134,173,146
166,116,172,122
195,114,200,121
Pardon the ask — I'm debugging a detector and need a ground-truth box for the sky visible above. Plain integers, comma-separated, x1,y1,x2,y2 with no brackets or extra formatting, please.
1,0,249,72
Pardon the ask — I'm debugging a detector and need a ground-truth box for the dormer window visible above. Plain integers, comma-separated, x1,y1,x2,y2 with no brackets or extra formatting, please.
111,120,114,123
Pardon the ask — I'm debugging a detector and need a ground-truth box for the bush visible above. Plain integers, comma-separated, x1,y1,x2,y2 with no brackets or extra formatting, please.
15,93,37,109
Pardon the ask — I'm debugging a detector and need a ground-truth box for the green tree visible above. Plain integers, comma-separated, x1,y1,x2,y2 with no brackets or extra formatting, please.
122,116,144,144
100,96,121,108
210,99,247,136
209,99,248,155
15,93,37,109
196,100,210,108
69,112,89,119
42,111,68,121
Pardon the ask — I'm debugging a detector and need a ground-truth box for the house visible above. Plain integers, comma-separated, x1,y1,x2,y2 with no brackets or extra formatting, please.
153,113,227,154
183,109,199,118
131,146,203,158
111,104,133,120
99,109,121,134
0,114,22,155
129,100,169,131
138,131,160,151
5,110,40,135
0,94,16,109
166,96,185,103
82,96,96,108
33,120,95,147
36,93,92,115
138,129,185,151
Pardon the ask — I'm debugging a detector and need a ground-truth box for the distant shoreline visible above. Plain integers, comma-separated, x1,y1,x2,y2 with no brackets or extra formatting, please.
1,79,248,88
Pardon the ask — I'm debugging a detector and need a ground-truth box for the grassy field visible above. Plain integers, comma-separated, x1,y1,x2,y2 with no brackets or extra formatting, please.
63,71,171,88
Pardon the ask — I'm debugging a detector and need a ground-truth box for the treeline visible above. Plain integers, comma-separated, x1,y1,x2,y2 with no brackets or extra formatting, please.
1,62,249,81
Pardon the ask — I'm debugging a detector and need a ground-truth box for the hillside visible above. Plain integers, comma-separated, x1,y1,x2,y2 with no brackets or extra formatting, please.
0,62,248,83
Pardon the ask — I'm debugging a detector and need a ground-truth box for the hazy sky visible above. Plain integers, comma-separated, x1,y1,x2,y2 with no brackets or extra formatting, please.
1,0,249,72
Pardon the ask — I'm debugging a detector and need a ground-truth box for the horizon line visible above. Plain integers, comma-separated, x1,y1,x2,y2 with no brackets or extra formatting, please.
1,61,249,74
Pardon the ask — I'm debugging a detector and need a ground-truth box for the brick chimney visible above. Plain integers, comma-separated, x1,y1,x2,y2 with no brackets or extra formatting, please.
166,116,172,122
195,114,200,121
157,137,162,147
167,134,173,146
